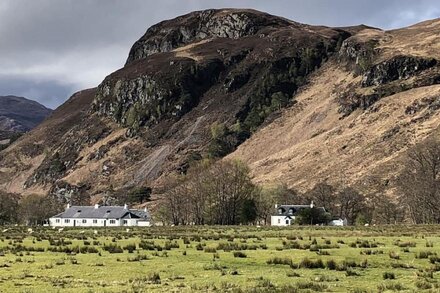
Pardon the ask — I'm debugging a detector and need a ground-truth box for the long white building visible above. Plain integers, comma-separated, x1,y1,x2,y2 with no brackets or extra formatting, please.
49,204,151,227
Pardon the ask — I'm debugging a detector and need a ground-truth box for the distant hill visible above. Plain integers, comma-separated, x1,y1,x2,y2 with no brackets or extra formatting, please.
0,95,52,133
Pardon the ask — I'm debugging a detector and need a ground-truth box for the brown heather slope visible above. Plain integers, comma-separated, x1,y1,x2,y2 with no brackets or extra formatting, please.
229,19,440,193
0,9,439,202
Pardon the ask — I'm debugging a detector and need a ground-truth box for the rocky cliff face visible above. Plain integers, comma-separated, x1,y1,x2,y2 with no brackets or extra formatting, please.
125,9,292,64
1,9,439,202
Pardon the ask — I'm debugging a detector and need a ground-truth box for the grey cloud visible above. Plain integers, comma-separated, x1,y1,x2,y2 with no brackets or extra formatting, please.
0,0,439,108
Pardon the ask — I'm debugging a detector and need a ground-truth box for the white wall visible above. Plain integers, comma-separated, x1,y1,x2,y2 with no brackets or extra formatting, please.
271,216,294,226
49,218,150,227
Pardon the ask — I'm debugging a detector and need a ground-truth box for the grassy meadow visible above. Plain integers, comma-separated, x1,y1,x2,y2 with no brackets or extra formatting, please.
1,225,440,292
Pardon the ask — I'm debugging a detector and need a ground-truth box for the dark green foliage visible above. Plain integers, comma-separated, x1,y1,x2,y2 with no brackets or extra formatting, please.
382,272,395,280
207,122,248,158
127,186,152,204
0,193,19,225
233,251,247,258
239,44,331,133
294,207,331,225
240,199,258,224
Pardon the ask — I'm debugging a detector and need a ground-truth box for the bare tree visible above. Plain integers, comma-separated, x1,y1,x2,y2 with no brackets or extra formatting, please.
0,192,20,224
397,140,440,223
19,194,63,225
336,187,366,225
161,159,258,225
304,182,337,214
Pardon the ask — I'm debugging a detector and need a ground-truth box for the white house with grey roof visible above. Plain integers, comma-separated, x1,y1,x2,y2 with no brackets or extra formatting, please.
271,204,327,226
49,204,151,227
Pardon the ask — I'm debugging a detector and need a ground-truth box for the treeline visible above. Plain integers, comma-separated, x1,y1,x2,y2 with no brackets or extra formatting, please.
0,193,62,225
159,137,440,226
157,159,374,226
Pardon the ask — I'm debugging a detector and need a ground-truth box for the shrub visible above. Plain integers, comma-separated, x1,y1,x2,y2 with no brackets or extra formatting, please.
102,244,123,254
123,244,136,253
147,272,161,284
415,280,432,289
233,251,247,258
383,272,395,280
388,251,400,260
266,257,293,266
346,268,360,276
204,247,217,253
299,258,324,269
326,259,338,270
416,251,436,259
286,271,300,277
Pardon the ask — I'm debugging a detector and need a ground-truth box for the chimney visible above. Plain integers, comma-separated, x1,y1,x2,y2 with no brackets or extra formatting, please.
66,203,70,210
124,204,128,210
275,204,278,209
94,204,99,209
144,207,147,212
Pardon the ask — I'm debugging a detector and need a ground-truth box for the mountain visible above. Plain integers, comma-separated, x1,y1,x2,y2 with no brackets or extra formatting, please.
0,95,52,151
0,95,52,132
0,9,439,201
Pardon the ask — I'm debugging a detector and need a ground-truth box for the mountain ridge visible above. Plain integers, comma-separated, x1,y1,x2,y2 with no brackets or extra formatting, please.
0,9,439,205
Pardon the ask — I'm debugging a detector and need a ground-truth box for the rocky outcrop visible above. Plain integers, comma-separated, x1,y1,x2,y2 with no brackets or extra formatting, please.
338,36,380,73
362,55,437,87
93,58,224,135
126,9,291,64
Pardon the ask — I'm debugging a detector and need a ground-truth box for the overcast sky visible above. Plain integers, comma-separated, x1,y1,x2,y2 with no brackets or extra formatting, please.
1,0,439,109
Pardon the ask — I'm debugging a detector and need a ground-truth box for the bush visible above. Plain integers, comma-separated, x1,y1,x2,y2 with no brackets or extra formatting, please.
123,244,136,253
266,257,293,266
388,251,400,260
326,259,338,270
299,258,324,269
204,247,217,253
233,251,247,258
147,272,161,284
383,272,395,280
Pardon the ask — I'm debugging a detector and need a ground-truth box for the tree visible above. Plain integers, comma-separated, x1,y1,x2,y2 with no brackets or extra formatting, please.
295,207,331,225
272,183,302,205
19,195,63,225
304,182,337,214
240,199,258,224
0,192,19,224
336,187,366,225
161,159,259,225
397,140,440,223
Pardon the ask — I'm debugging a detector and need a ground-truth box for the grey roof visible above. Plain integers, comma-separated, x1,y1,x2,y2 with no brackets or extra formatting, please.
52,206,150,220
274,205,326,217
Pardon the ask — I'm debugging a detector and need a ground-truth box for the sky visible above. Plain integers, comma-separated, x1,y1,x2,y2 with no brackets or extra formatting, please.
0,0,439,109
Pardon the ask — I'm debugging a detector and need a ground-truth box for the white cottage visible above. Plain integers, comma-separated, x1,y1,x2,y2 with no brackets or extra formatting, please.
49,204,151,227
271,204,326,226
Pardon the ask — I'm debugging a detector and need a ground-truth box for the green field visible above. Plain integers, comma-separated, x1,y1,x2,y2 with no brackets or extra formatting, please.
1,226,440,292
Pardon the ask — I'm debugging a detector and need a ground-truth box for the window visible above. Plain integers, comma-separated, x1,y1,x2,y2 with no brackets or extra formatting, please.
93,220,97,224
82,219,87,224
277,219,281,224
123,220,128,225
64,219,70,223
286,220,289,225
288,208,294,215
109,219,116,224
278,208,283,214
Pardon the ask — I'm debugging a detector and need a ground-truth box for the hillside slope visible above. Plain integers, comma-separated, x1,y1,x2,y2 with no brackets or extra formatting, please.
230,19,440,193
0,9,439,202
